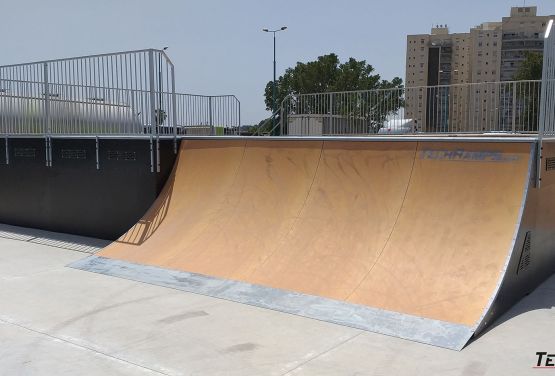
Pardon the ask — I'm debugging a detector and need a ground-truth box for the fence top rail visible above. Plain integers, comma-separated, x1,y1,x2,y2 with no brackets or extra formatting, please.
288,79,544,98
0,48,173,69
0,76,238,100
176,93,240,101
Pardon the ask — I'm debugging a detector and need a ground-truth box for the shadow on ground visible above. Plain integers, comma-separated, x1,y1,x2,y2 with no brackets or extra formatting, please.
0,223,111,254
466,273,555,348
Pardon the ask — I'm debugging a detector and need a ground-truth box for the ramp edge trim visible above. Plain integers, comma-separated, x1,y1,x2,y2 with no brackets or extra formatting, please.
473,142,536,334
69,255,474,351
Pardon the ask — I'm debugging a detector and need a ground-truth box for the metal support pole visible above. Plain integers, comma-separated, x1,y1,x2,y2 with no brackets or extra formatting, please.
329,93,333,134
171,65,178,154
272,32,277,134
45,138,49,167
209,96,214,135
148,50,156,173
44,137,52,167
5,137,8,165
512,81,517,133
279,100,284,136
149,138,154,173
238,99,242,136
95,136,100,170
43,62,52,167
157,52,162,171
156,138,160,173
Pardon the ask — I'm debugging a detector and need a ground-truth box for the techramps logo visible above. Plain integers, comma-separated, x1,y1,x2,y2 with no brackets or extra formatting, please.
535,352,555,369
420,149,521,163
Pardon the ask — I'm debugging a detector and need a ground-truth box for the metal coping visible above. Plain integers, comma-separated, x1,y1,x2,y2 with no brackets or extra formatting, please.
0,134,543,143
69,256,475,351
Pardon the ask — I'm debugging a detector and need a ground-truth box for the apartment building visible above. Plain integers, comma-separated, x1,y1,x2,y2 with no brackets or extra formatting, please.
405,6,553,132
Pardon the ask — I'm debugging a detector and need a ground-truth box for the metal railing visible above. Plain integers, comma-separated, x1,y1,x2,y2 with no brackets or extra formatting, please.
0,49,174,135
280,80,544,136
174,93,241,136
0,49,241,137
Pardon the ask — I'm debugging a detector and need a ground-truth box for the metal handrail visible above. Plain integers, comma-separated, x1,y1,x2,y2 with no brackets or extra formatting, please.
0,48,168,69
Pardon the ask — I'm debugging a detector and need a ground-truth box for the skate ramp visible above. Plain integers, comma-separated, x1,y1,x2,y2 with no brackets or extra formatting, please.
72,138,552,350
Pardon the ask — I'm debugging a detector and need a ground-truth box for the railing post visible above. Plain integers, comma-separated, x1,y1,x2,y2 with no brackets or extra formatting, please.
512,81,517,133
329,93,333,135
279,100,284,136
148,50,156,173
209,96,214,135
238,99,242,136
43,62,52,167
171,65,177,154
44,63,50,135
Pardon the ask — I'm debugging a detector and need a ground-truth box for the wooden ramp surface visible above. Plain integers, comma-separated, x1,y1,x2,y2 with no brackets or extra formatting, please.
99,139,532,327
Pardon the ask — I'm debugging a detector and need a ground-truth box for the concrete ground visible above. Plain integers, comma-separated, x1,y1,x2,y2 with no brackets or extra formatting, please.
0,224,554,376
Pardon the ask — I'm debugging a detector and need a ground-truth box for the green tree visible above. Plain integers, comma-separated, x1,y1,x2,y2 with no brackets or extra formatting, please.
513,52,543,131
262,53,403,134
514,51,543,81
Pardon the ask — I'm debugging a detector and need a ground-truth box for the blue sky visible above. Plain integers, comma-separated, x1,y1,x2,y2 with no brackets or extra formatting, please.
1,0,554,124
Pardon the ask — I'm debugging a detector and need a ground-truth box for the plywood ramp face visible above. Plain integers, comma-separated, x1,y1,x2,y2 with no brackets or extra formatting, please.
248,141,417,299
348,142,532,326
101,139,247,265
100,139,533,332
100,140,324,280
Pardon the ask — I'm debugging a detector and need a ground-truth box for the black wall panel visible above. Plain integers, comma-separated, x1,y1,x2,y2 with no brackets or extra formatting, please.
0,138,177,240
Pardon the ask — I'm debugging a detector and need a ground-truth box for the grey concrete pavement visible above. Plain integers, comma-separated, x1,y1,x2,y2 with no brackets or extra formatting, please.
0,225,554,375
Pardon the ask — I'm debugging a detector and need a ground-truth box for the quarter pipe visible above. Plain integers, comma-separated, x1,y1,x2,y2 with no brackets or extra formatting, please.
71,137,555,350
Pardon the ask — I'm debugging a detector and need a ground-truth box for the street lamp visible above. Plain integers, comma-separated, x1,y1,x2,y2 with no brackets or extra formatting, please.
263,26,287,134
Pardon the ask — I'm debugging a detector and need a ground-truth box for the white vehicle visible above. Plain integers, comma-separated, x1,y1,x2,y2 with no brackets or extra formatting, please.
378,118,414,134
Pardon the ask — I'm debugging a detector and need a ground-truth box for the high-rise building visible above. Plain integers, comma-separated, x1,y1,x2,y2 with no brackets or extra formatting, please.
405,6,553,132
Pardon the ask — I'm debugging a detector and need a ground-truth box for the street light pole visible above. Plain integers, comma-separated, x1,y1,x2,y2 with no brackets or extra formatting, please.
263,26,287,134
273,32,276,131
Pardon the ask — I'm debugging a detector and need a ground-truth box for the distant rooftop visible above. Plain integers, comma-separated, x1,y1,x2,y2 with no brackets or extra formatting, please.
431,25,449,35
510,6,537,17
